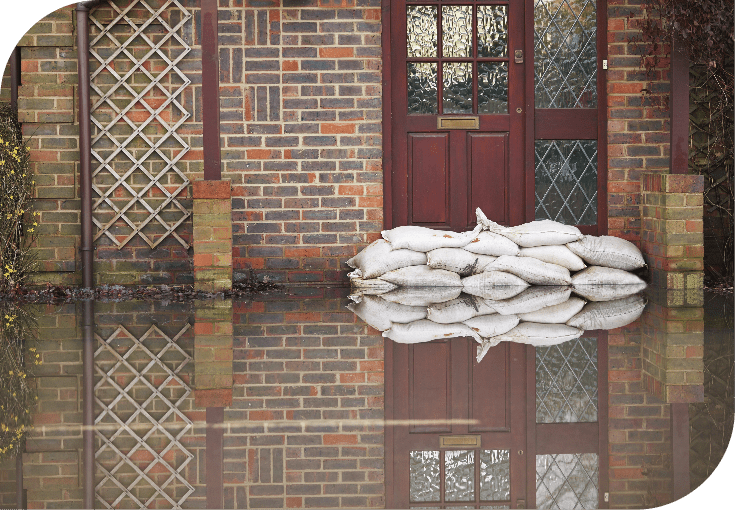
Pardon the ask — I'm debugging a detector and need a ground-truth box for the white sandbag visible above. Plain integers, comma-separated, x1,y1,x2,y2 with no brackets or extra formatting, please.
493,322,583,346
379,265,463,287
346,239,427,279
381,286,462,307
383,319,480,344
347,294,427,331
382,224,482,252
427,248,496,276
348,277,398,295
490,286,572,315
477,337,503,363
464,231,520,257
427,295,496,324
464,314,519,338
490,255,571,286
476,208,582,247
517,297,586,324
567,295,646,330
462,271,530,290
519,245,586,272
572,283,647,302
571,266,645,286
566,235,646,271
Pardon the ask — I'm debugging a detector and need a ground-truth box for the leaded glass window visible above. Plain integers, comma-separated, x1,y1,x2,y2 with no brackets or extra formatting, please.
536,453,599,509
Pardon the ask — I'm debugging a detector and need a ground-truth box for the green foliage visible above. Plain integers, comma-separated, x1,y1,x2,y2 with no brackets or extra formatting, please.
0,103,38,293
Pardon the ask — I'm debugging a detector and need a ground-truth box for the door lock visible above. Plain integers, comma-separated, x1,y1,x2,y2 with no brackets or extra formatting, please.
514,49,524,63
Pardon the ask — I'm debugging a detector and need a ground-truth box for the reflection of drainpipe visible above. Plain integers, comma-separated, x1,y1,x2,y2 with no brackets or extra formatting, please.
82,299,95,509
76,1,102,289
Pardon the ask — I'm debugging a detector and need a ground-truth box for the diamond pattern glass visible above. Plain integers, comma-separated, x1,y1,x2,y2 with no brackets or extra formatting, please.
410,451,441,502
536,337,598,423
480,450,511,501
478,5,508,57
536,453,599,509
479,62,508,113
535,140,598,225
443,6,473,58
408,6,438,58
534,0,597,108
443,62,474,114
445,450,475,501
408,63,438,114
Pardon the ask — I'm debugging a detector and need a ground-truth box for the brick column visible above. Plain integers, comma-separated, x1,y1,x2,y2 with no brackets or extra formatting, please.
193,180,233,292
641,173,705,289
194,299,233,408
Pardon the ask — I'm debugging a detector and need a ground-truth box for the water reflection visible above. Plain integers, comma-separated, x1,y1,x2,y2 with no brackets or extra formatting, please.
0,288,730,509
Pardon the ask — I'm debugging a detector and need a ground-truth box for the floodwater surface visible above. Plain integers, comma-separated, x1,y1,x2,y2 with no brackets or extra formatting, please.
0,286,731,509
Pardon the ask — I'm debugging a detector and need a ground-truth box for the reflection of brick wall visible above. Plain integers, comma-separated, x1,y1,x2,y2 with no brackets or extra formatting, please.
226,292,385,508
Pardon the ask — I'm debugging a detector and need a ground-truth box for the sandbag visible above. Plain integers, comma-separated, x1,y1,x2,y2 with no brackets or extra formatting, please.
346,239,427,279
427,295,496,324
382,224,482,252
566,235,646,271
462,271,530,290
572,283,647,302
464,231,520,257
493,322,583,346
519,245,586,272
347,295,427,331
517,297,586,324
381,286,462,307
476,337,503,363
490,255,571,286
490,286,572,315
464,314,519,339
348,277,398,295
476,208,582,247
427,248,496,276
462,278,528,301
567,295,646,330
379,265,462,287
382,319,481,344
571,266,645,286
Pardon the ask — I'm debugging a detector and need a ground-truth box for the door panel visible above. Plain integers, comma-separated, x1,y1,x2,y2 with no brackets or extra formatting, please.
409,341,452,433
469,340,510,433
468,133,509,228
409,133,450,225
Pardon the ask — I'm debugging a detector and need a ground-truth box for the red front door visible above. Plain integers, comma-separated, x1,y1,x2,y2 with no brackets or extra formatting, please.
390,0,526,231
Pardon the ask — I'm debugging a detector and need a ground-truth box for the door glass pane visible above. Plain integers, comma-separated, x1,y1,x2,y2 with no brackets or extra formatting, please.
536,336,598,423
534,0,597,108
410,450,441,502
536,453,599,509
478,5,508,57
445,450,475,501
442,5,473,58
443,62,473,114
408,63,439,114
480,450,510,501
535,140,598,225
478,62,508,114
408,5,438,58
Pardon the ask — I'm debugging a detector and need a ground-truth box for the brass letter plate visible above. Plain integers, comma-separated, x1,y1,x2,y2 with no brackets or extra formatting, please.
440,435,481,448
437,116,480,130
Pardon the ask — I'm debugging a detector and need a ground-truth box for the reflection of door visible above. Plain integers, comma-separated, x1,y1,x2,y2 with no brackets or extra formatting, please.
390,1,526,231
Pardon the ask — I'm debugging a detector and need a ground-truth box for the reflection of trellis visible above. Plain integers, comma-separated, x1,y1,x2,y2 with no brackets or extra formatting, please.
94,323,193,509
89,0,192,249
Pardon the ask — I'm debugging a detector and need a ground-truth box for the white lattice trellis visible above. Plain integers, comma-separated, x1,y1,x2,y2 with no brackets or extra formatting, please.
90,0,192,249
94,323,194,509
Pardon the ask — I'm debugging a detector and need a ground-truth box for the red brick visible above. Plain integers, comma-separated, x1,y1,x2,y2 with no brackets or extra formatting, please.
193,180,232,199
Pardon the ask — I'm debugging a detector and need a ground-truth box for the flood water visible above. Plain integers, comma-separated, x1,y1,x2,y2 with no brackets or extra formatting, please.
0,286,731,509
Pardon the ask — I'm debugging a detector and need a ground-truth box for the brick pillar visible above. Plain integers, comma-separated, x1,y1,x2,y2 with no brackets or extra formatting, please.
193,180,233,292
194,299,233,408
641,290,704,404
640,173,704,289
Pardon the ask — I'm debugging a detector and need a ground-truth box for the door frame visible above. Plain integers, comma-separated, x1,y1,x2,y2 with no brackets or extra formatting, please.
382,0,608,235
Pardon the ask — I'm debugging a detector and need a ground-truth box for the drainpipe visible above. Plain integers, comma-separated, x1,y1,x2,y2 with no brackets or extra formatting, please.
76,1,102,289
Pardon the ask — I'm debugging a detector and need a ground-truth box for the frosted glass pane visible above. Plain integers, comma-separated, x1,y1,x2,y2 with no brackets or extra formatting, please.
478,5,508,57
480,450,510,501
410,451,440,502
443,62,473,114
443,6,473,58
408,6,438,58
408,63,438,114
445,450,475,501
536,453,599,509
478,62,508,114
